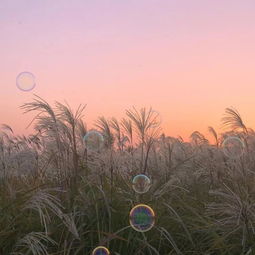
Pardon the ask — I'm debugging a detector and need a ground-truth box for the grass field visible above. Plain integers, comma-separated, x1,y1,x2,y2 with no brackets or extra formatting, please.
0,95,254,255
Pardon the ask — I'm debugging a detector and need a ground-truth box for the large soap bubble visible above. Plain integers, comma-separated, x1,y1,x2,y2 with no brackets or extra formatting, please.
16,72,36,91
132,174,151,194
129,204,155,232
222,136,245,159
83,130,104,152
92,246,110,255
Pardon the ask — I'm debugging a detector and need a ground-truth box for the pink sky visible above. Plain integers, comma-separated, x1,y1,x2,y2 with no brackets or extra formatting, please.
1,0,255,141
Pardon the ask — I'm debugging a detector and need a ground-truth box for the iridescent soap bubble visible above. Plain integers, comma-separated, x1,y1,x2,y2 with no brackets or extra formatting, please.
132,174,151,194
16,72,36,91
83,130,104,152
129,204,155,232
92,246,110,255
222,136,245,159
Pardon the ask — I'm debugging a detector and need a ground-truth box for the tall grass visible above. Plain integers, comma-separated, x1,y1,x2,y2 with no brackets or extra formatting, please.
0,96,254,254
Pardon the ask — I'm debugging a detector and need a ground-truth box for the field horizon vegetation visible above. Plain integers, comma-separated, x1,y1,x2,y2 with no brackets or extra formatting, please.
1,95,255,255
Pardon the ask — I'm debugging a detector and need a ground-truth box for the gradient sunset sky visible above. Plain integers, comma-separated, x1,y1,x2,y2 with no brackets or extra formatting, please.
1,0,255,141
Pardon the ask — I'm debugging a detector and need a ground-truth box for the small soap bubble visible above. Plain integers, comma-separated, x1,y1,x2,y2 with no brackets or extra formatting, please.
129,204,155,232
16,72,36,91
83,130,104,152
92,246,110,255
222,136,245,159
132,174,151,194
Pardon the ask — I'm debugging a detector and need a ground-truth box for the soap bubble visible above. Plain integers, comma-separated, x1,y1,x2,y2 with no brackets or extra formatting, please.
132,174,151,194
222,136,245,159
92,246,110,255
16,72,36,91
129,204,155,232
83,130,104,152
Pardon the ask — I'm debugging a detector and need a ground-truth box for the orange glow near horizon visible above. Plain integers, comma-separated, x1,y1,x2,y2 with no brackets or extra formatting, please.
1,1,255,142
